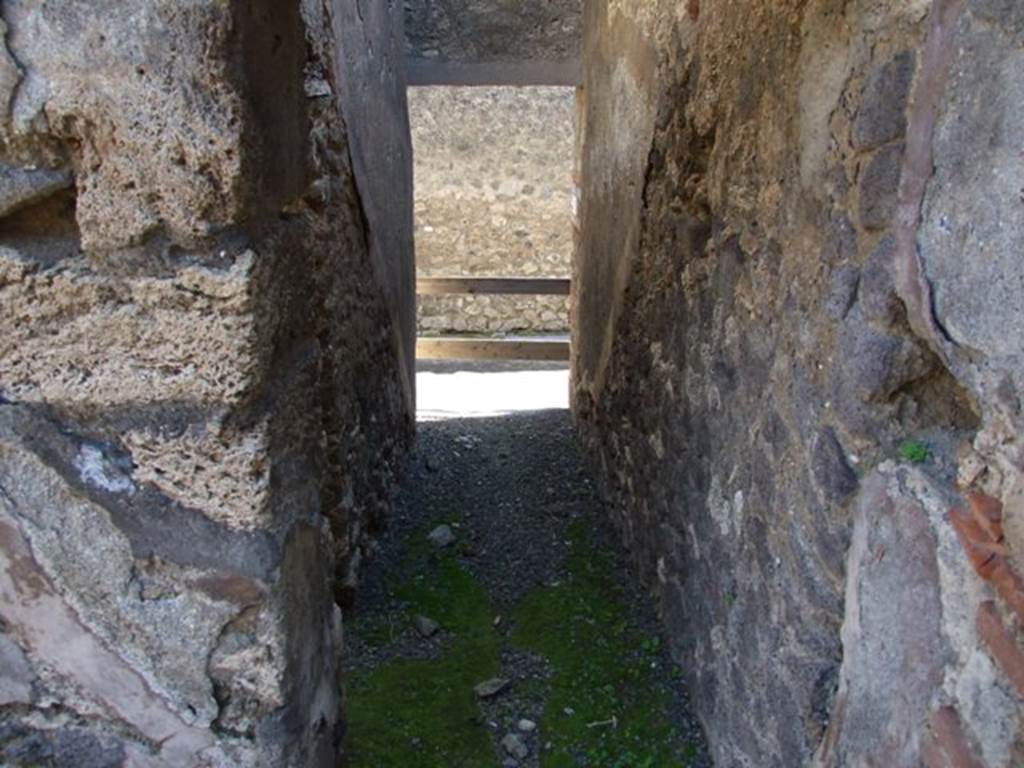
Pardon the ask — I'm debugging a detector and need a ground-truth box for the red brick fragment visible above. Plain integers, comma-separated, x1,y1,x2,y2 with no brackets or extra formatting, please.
966,490,1004,542
990,560,1024,625
949,507,1003,579
977,600,1024,697
921,706,984,768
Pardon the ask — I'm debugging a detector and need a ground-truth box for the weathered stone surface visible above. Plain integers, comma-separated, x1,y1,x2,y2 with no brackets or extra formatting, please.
0,723,126,768
0,164,71,218
859,234,901,328
852,51,915,151
0,246,273,409
404,0,582,64
917,3,1024,388
825,264,859,320
0,1,415,765
816,465,946,767
817,464,1022,768
410,86,574,334
2,1,308,250
572,0,1018,765
810,427,858,504
0,631,34,706
858,142,904,231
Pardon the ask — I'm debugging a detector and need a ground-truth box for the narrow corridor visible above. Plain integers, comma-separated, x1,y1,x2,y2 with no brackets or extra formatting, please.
343,362,711,767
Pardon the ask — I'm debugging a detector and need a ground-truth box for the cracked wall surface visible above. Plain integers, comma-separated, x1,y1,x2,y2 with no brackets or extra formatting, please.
0,1,414,766
574,0,1024,765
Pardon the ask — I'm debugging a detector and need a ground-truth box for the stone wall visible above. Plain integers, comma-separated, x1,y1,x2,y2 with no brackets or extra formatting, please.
411,85,574,335
403,0,583,85
0,1,414,766
574,1,1024,766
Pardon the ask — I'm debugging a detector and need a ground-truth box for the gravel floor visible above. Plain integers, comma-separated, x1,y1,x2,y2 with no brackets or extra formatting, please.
345,364,711,767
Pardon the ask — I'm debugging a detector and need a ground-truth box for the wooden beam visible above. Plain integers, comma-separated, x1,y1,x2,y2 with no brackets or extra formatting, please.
405,59,583,87
417,277,571,296
416,338,570,362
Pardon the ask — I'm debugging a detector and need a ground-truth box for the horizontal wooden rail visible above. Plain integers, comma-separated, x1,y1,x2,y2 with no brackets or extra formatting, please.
416,337,570,362
406,59,583,88
417,277,571,296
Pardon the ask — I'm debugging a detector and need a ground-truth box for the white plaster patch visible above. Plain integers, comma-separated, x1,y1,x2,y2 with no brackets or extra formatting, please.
708,474,731,536
687,522,701,561
73,444,135,495
956,650,1017,768
796,8,852,189
732,490,745,534
649,431,665,460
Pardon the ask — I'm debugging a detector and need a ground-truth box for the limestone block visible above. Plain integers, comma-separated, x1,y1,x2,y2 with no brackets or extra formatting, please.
0,400,343,766
122,417,273,530
0,246,274,409
0,0,307,250
0,406,259,724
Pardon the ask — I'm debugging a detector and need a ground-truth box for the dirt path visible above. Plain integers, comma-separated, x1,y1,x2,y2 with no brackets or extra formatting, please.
344,401,711,767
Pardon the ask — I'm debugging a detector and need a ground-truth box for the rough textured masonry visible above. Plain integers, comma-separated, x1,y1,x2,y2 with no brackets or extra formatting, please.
411,85,575,335
0,1,413,766
403,0,583,84
573,0,1024,766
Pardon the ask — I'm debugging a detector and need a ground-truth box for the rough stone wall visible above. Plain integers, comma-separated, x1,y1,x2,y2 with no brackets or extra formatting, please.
574,1,1024,766
0,1,413,766
411,85,574,335
403,0,582,64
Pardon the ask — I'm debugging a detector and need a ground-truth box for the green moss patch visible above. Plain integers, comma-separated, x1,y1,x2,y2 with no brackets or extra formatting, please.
897,439,930,464
510,523,696,767
346,520,699,767
346,534,500,768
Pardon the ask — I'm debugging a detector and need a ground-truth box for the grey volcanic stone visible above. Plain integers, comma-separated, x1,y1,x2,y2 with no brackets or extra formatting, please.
428,524,457,547
572,2,1024,766
859,235,901,328
0,723,125,768
917,7,1024,384
833,312,931,404
825,265,859,320
858,143,904,231
852,52,915,150
0,633,34,706
475,677,510,698
811,428,858,504
820,212,858,264
501,732,529,759
413,614,441,637
0,164,71,217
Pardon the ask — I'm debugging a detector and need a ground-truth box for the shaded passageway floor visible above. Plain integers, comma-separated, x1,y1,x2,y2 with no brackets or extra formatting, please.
344,362,711,767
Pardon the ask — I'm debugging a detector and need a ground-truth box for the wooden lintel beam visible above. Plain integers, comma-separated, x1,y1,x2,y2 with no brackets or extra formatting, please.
405,59,583,88
417,277,571,296
416,338,570,362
